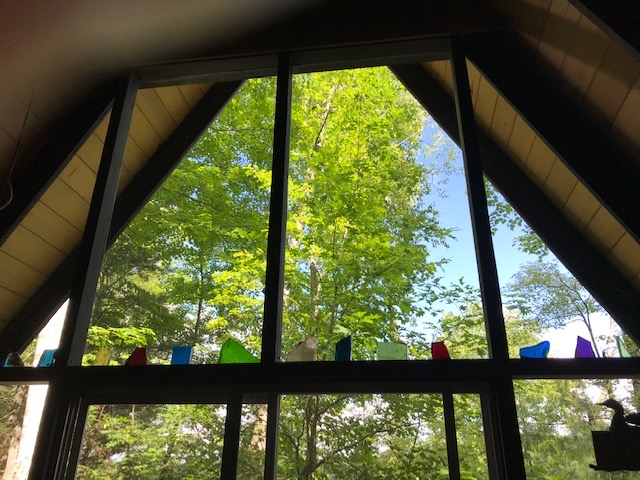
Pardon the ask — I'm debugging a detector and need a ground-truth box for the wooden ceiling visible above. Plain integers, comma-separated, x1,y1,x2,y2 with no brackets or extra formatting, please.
0,0,639,350
0,84,209,327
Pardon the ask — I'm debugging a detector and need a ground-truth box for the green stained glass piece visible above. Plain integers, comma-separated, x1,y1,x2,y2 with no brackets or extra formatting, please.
219,339,259,364
376,341,408,360
285,338,318,362
616,336,631,358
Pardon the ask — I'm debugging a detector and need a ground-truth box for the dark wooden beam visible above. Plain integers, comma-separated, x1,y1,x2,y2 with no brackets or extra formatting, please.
261,55,292,363
443,392,461,480
391,63,640,345
0,83,114,247
569,0,640,62
57,74,138,367
263,394,280,480
450,38,509,362
3,360,640,394
0,81,242,359
464,32,640,245
220,392,243,480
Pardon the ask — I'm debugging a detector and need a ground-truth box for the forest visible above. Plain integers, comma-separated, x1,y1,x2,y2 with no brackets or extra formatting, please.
1,67,638,479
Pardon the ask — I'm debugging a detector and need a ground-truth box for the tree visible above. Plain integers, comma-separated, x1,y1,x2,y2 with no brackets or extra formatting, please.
77,68,463,479
506,261,606,357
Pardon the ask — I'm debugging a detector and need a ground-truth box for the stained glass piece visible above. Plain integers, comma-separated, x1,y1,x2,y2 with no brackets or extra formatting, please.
285,338,318,362
125,347,148,366
616,336,631,358
431,341,450,360
93,348,112,366
335,335,352,361
575,336,596,358
519,341,550,359
37,349,56,367
3,352,24,367
171,346,193,365
376,341,408,360
219,339,259,364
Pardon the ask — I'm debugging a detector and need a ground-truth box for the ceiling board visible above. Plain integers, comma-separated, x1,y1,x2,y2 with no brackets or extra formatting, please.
588,41,640,123
537,0,573,69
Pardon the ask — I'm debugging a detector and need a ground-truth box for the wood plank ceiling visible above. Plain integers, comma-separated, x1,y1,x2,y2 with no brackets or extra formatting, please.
0,0,638,344
423,0,640,292
0,84,210,328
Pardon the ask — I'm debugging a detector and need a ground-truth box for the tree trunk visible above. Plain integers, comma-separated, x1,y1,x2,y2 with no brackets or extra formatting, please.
301,396,319,480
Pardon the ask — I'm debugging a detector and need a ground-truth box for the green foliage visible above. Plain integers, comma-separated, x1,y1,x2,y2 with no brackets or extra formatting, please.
74,68,634,480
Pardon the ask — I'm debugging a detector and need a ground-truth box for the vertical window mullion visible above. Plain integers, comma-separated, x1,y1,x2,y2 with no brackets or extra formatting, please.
221,392,244,480
442,392,461,480
449,37,526,479
56,74,138,367
263,393,281,480
261,54,293,364
449,39,507,361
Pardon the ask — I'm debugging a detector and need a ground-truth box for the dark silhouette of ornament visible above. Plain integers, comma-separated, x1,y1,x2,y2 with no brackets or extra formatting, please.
590,398,640,471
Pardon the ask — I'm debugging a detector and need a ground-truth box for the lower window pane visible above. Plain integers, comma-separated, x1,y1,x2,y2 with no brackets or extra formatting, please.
278,394,450,479
515,379,640,479
77,404,227,479
454,394,490,479
0,383,47,479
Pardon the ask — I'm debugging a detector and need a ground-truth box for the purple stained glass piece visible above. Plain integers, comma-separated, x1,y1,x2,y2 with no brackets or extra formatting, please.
575,336,596,358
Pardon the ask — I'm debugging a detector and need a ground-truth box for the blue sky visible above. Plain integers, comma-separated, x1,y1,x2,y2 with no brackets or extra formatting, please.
418,124,624,358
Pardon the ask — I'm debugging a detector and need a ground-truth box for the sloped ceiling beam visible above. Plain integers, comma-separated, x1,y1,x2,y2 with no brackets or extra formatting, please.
569,0,640,62
392,64,640,345
0,81,242,357
464,32,640,246
0,83,115,247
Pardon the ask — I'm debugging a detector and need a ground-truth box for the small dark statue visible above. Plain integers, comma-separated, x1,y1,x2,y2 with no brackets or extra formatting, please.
590,398,640,471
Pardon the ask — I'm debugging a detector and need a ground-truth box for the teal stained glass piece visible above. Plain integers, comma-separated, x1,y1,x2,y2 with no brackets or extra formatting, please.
3,352,24,367
219,339,259,364
575,336,596,358
335,335,351,361
519,341,550,359
376,341,408,360
37,349,56,367
285,338,318,362
616,336,631,358
171,346,193,365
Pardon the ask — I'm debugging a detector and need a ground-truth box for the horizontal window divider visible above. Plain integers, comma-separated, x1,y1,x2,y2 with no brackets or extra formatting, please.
2,359,640,389
136,37,450,88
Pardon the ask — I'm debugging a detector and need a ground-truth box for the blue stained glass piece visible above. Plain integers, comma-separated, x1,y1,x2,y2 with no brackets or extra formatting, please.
171,346,193,365
37,349,56,367
575,336,596,358
519,341,550,359
335,335,352,361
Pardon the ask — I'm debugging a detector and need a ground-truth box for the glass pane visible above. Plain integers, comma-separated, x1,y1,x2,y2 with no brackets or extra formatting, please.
515,379,640,478
486,181,636,359
278,394,448,478
84,79,276,365
77,404,227,478
238,403,267,479
454,394,490,479
0,383,48,479
282,66,484,361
